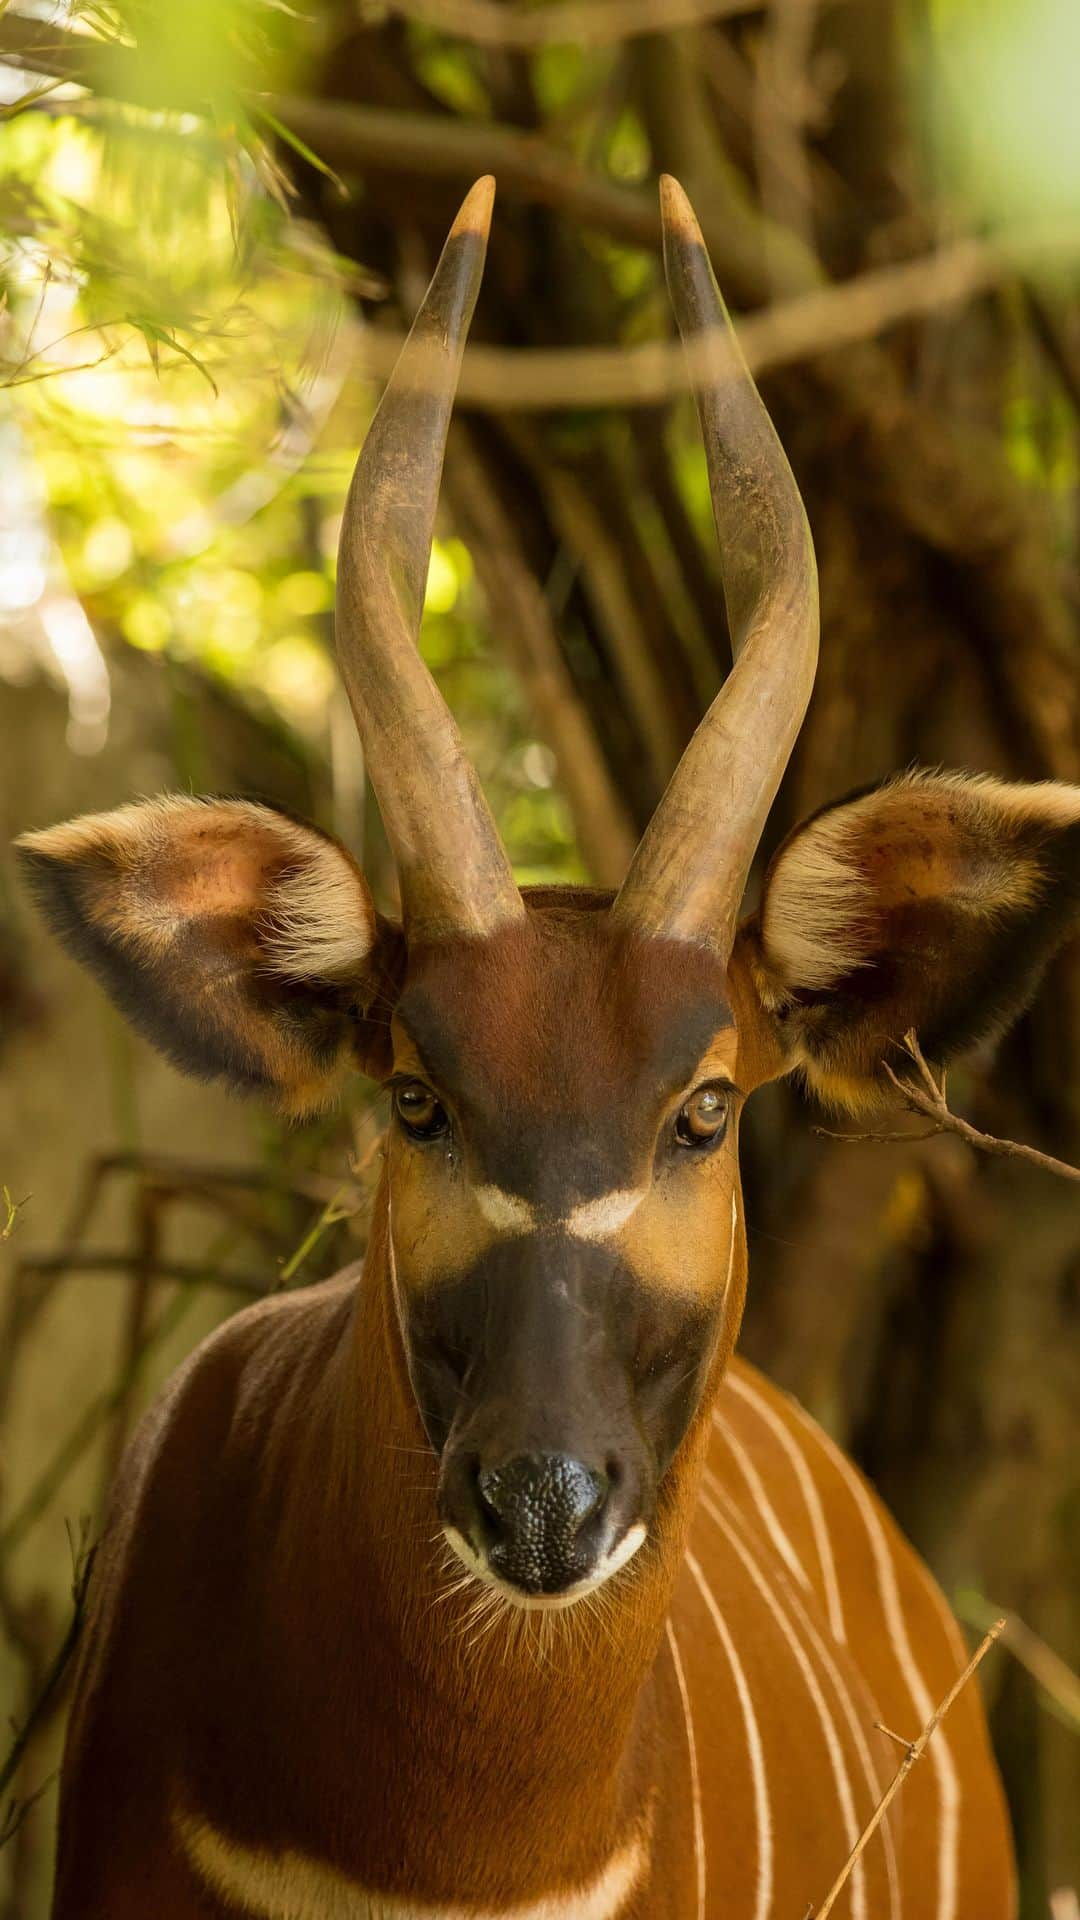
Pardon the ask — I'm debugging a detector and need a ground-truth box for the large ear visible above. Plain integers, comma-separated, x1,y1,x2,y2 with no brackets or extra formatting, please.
739,771,1080,1112
16,797,403,1116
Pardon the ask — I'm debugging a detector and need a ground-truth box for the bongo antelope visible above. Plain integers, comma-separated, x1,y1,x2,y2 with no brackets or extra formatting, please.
19,175,1079,1920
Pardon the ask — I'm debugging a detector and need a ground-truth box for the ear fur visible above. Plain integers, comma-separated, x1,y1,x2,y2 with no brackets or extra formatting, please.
745,770,1080,1112
17,796,400,1115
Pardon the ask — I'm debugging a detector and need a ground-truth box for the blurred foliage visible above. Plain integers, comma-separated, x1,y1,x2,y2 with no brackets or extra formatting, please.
0,0,584,885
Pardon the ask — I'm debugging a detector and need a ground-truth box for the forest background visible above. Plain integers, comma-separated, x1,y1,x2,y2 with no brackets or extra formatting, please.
0,0,1077,1913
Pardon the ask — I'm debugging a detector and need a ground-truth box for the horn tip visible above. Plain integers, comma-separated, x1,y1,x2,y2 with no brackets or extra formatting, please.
659,174,703,243
453,175,497,239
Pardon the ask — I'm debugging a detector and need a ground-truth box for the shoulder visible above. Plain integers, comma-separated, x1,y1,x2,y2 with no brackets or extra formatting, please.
95,1269,362,1596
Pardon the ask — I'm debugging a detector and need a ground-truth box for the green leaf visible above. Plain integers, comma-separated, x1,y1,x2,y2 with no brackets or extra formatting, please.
249,103,347,196
128,317,220,395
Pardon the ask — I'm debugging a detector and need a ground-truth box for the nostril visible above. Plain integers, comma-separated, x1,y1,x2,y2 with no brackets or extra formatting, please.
474,1463,505,1536
577,1463,608,1526
468,1452,627,1594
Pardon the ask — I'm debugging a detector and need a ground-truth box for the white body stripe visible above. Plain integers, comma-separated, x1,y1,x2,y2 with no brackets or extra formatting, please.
722,1192,737,1298
783,1393,961,1920
665,1619,706,1920
725,1371,846,1643
909,1553,969,1667
685,1549,774,1920
712,1414,811,1595
701,1483,867,1920
709,1479,901,1920
177,1810,647,1920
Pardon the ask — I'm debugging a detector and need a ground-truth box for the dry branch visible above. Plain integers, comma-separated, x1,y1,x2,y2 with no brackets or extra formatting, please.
0,1143,373,1561
385,0,809,47
884,1033,1080,1185
444,426,638,883
14,1251,273,1294
957,1596,1080,1733
820,1032,1080,1185
0,1522,95,1852
7,13,1077,374
1,1186,28,1242
346,223,1080,412
807,1619,1006,1919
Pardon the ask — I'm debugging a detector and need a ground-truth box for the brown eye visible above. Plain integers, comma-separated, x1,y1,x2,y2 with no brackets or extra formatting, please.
674,1084,731,1149
394,1081,449,1142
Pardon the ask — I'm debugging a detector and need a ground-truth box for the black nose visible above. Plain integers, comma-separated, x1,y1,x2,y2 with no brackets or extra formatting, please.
476,1452,609,1594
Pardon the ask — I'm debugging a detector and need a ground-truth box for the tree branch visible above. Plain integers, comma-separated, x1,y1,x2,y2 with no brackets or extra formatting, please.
346,222,1080,412
5,11,1077,418
819,1032,1080,1185
13,1251,270,1293
956,1593,1080,1733
385,0,811,48
0,1522,95,1852
807,1619,1006,1919
444,424,638,884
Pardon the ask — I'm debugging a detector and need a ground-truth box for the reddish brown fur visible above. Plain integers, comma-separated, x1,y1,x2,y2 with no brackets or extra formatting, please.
37,885,1025,1919
50,1182,1012,1917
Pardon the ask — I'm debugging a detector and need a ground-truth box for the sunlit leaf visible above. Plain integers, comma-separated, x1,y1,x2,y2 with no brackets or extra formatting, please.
250,103,346,196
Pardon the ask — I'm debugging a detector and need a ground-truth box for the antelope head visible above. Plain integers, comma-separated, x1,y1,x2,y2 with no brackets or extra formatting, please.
19,179,1080,1611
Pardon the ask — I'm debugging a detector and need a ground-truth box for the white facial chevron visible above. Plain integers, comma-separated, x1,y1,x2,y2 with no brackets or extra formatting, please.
564,1188,644,1240
474,1183,645,1243
475,1185,537,1235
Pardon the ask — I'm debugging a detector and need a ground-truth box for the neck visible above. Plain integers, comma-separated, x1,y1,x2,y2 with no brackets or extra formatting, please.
292,1196,717,1905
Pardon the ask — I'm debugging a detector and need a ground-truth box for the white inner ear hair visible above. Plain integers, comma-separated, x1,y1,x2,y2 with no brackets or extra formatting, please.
760,769,1080,995
262,827,376,980
760,807,870,993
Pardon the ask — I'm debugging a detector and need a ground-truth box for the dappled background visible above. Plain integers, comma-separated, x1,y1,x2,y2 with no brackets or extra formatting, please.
0,0,1077,1914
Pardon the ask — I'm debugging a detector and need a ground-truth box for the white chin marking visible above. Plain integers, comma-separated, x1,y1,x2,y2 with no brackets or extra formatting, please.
442,1522,647,1612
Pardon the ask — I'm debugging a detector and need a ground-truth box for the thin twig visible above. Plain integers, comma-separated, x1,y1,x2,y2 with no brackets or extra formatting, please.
882,1033,1080,1185
0,1769,56,1852
0,1521,96,1849
443,424,637,884
276,1184,355,1289
956,1593,1080,1733
101,1187,160,1500
0,0,814,63
1,1186,29,1242
818,1032,1080,1184
51,1148,357,1206
807,1619,1006,1919
0,1147,371,1560
0,1242,233,1562
14,1251,271,1293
